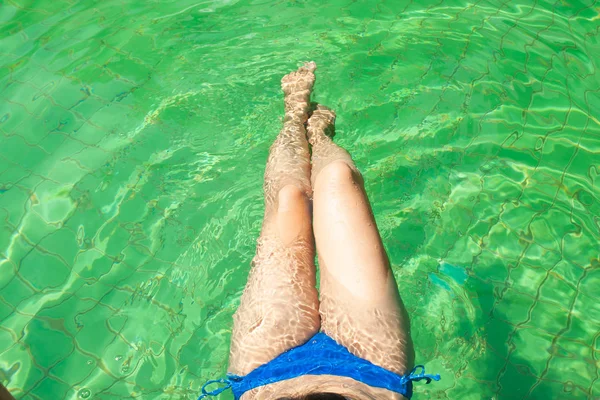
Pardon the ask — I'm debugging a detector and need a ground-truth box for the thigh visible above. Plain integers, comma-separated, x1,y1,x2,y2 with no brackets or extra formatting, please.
229,185,320,376
313,161,415,375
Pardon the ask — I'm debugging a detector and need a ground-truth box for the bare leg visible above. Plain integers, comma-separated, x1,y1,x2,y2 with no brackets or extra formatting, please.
308,106,415,375
228,63,320,376
0,384,16,400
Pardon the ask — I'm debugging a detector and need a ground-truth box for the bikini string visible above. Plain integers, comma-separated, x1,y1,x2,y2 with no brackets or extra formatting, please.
197,375,242,399
404,365,441,384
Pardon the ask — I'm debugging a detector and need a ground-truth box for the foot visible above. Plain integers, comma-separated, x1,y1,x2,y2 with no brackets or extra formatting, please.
307,105,336,144
281,62,317,119
281,61,317,96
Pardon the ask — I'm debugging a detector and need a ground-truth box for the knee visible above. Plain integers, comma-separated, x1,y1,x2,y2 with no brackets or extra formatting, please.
318,160,361,185
277,184,308,212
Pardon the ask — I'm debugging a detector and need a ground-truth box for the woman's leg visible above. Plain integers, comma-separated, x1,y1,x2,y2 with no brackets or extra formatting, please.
0,383,16,400
308,106,415,375
228,63,320,376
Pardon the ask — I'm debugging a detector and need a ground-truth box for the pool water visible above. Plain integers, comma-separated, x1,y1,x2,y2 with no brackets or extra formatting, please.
1,0,599,398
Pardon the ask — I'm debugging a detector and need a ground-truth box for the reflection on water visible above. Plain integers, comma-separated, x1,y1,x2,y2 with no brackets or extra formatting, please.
1,0,599,398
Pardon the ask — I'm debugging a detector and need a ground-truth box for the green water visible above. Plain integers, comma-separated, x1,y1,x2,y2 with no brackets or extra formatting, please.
1,0,599,398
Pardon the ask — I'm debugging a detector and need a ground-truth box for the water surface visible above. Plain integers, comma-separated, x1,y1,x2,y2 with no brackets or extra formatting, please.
1,0,599,398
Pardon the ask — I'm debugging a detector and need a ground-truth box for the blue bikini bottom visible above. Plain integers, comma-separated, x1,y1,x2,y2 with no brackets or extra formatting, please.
198,332,440,399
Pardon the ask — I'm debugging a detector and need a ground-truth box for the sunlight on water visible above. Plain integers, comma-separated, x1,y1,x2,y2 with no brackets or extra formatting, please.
1,0,599,398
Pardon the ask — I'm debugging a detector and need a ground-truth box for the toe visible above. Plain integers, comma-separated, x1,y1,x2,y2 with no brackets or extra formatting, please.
301,61,317,73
